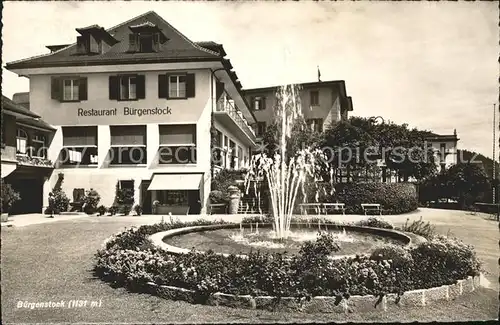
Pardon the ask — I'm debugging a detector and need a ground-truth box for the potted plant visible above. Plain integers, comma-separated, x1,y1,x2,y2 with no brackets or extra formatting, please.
1,180,21,222
133,204,143,216
152,200,160,214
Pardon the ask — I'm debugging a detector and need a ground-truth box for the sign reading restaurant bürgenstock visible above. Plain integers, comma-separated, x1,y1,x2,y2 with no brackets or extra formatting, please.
77,107,172,117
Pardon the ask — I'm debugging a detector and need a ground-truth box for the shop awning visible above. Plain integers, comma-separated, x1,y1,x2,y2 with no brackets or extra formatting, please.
147,173,202,191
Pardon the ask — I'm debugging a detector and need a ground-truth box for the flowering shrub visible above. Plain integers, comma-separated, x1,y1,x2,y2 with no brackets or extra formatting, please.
94,220,481,303
399,217,435,239
356,217,394,229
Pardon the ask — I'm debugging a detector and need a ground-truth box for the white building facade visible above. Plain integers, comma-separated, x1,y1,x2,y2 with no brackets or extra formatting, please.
6,11,257,215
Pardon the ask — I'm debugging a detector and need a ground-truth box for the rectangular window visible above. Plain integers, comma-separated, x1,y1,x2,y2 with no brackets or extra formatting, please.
229,140,236,169
307,119,323,133
310,91,319,106
169,75,187,98
119,180,134,190
63,79,80,101
31,134,47,158
120,76,137,100
16,129,28,155
51,77,87,102
109,75,145,101
110,125,147,165
255,122,266,137
61,126,98,165
252,97,266,111
157,190,188,205
159,124,196,164
139,33,154,52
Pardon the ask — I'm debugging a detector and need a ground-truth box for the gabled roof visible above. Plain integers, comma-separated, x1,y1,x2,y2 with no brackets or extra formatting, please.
242,80,346,93
1,95,39,118
5,11,221,70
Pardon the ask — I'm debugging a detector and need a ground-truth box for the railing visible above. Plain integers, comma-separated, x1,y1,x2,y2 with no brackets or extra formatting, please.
16,153,53,168
216,98,256,141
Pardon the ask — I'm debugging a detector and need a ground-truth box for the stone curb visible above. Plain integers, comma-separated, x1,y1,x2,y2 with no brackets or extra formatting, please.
145,276,479,313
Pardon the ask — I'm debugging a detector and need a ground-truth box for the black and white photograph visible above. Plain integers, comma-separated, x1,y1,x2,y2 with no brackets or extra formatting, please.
1,1,498,323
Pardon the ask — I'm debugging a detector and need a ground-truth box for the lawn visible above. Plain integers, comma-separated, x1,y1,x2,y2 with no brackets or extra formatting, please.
1,209,498,323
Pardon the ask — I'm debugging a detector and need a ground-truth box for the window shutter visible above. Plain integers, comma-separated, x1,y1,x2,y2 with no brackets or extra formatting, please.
261,97,266,110
136,75,146,99
51,77,61,101
128,33,138,52
250,96,255,110
76,36,87,54
109,76,119,100
152,33,160,52
186,73,196,98
79,77,88,101
158,74,168,98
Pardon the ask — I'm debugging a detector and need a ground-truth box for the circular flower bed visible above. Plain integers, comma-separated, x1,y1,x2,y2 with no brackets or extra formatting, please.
94,218,481,312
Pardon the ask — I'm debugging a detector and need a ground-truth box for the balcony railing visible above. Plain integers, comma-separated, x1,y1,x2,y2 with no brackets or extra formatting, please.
216,98,256,141
16,153,53,168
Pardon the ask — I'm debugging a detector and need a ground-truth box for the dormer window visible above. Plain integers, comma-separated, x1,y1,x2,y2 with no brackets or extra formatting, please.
129,32,160,53
75,24,118,55
128,22,167,53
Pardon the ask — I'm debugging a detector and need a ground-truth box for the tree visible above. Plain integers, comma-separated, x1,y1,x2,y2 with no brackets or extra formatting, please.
446,162,490,209
349,117,437,182
260,116,321,160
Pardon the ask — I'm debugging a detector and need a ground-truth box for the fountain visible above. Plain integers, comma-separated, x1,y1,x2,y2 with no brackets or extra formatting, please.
243,84,332,240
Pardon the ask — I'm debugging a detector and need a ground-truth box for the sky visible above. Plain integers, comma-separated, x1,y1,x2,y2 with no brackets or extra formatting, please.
2,1,498,158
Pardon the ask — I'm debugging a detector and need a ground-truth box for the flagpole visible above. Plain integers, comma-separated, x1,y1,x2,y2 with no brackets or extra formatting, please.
493,103,496,204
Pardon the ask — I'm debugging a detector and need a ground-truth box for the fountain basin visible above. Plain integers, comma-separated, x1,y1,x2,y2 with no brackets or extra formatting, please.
150,223,414,259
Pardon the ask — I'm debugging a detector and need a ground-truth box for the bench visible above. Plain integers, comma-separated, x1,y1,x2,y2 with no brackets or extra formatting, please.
322,203,346,215
299,203,346,215
299,203,323,215
361,203,382,215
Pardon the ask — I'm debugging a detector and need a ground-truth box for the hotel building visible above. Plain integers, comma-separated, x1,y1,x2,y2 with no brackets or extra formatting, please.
5,11,258,215
242,81,353,139
1,96,55,214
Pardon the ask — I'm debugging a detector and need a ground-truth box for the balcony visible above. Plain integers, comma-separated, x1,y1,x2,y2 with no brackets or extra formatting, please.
16,153,53,168
214,98,257,145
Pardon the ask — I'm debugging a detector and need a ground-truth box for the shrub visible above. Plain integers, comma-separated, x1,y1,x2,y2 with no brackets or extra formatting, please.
133,204,143,216
335,183,418,215
83,188,101,214
241,215,274,224
47,173,70,214
97,205,108,216
48,189,70,214
1,180,21,214
108,206,118,216
120,205,132,215
400,216,435,239
356,217,393,229
211,169,246,201
208,190,226,204
410,236,481,288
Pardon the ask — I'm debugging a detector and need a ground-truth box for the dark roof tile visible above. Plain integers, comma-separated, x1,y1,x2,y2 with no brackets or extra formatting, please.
1,95,39,118
6,11,220,70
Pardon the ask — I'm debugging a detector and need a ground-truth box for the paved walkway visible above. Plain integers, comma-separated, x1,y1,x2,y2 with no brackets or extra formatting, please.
0,207,492,228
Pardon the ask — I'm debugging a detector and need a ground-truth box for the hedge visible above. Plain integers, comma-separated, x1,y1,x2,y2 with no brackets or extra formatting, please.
335,183,418,215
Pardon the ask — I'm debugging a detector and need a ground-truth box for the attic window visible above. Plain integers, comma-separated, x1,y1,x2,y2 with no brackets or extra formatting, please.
129,32,160,53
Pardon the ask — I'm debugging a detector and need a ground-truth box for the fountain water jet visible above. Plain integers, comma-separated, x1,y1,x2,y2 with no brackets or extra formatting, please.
244,84,333,240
